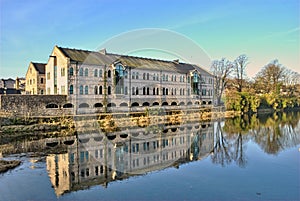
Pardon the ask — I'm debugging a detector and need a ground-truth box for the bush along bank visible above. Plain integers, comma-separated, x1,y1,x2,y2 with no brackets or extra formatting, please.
225,91,300,114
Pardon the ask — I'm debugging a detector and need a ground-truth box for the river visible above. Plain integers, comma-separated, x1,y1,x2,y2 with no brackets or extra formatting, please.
0,111,299,201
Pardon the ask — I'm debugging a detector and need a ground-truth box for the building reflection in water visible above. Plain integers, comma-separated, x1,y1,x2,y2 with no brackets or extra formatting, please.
46,120,214,196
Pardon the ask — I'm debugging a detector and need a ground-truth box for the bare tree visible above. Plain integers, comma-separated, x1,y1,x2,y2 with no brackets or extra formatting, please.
211,58,234,105
234,54,248,92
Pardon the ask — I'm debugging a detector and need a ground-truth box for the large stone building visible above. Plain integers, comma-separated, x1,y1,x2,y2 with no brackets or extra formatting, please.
25,62,46,94
45,45,214,113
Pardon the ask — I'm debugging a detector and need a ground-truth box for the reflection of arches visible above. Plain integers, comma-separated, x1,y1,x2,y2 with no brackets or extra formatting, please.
94,136,103,141
79,138,90,143
120,102,128,107
94,103,103,108
179,102,185,106
120,134,128,138
46,103,59,108
163,129,168,133
63,140,75,145
132,133,139,137
162,102,168,106
107,103,116,107
208,101,212,105
187,101,192,105
171,128,177,132
201,124,207,128
142,102,150,106
79,103,89,108
153,102,159,106
131,102,139,107
63,103,73,108
107,135,116,140
202,101,206,105
195,101,200,105
171,102,177,106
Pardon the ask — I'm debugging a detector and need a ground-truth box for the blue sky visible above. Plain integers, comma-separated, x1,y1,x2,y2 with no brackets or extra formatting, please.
0,0,299,78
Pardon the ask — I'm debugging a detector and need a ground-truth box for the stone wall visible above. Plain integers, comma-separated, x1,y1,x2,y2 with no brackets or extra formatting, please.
0,95,73,116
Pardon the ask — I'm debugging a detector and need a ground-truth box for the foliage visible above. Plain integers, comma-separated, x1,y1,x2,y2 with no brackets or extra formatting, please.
225,91,260,113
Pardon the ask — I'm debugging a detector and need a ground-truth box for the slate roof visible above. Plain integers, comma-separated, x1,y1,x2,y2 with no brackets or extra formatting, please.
32,62,46,74
56,46,212,75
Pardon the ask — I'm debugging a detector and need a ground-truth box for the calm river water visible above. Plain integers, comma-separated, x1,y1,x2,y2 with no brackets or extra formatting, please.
0,112,299,201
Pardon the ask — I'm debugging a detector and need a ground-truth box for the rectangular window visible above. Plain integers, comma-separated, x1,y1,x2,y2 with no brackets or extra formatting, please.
47,72,50,80
41,78,44,84
61,68,65,76
61,85,65,94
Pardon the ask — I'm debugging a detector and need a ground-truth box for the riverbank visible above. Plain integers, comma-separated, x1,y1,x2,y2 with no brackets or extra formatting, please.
0,159,21,173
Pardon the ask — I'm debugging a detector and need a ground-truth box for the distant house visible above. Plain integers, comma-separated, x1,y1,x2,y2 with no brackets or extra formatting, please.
15,77,26,94
25,62,46,94
0,78,15,89
0,78,22,94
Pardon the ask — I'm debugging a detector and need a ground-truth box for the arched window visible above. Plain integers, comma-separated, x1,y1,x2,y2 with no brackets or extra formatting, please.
143,73,146,80
147,87,149,95
156,88,159,95
162,74,165,81
132,72,135,79
99,69,103,77
108,70,111,78
69,67,74,76
132,87,135,95
125,86,128,95
94,69,98,77
153,88,156,95
108,86,111,95
143,87,146,95
69,85,74,94
94,86,98,94
136,72,139,79
166,88,168,95
79,85,83,94
147,73,149,80
85,68,88,76
136,87,139,95
85,86,88,94
99,86,102,95
79,68,83,76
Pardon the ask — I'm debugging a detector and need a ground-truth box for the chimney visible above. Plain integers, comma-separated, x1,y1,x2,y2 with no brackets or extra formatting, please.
173,59,179,64
99,48,107,55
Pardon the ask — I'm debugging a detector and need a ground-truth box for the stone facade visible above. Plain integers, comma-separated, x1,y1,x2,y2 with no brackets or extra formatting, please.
45,46,214,114
25,62,46,94
0,94,70,116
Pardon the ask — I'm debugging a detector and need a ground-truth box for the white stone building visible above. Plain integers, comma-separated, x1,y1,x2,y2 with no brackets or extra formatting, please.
45,46,214,112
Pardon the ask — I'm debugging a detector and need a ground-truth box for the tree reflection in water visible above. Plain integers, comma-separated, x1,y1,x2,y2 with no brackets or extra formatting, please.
212,111,300,167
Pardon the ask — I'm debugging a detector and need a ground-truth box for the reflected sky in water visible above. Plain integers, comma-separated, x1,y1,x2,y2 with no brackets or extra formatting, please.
0,112,299,201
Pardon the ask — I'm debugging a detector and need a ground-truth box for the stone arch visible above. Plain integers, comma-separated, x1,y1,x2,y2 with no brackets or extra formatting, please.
152,102,159,106
202,101,207,105
131,102,139,107
120,102,128,107
179,102,185,106
79,103,89,108
208,101,212,105
46,103,59,108
142,102,150,106
107,103,116,107
94,103,103,108
187,101,193,105
63,103,73,108
171,102,177,106
162,102,168,106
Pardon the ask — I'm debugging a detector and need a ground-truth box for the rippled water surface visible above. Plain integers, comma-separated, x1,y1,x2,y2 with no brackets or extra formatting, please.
0,112,299,201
